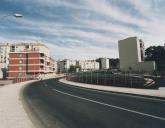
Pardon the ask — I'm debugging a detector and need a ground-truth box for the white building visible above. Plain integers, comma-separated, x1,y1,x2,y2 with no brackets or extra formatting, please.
57,59,76,73
97,58,110,70
118,37,155,72
57,59,99,72
0,43,10,78
77,60,99,71
45,57,57,73
0,43,10,69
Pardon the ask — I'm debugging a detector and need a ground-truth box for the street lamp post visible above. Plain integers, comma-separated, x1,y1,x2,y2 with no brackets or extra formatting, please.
0,13,23,21
14,13,23,18
0,13,23,82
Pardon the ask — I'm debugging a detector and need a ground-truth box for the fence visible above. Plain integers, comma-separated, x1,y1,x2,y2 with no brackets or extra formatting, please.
66,71,157,89
13,77,33,83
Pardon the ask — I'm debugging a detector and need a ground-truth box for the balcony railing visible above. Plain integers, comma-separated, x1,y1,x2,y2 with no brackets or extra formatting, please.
10,49,40,53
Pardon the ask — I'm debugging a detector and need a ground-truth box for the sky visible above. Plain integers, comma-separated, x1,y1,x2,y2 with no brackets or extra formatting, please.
0,0,165,60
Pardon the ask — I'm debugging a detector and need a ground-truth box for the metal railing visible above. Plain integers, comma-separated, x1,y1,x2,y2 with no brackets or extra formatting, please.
66,71,157,89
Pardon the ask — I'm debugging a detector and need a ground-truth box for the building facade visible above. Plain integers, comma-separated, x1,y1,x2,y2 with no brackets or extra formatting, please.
77,60,99,71
96,58,110,70
118,37,155,72
57,59,99,72
57,59,76,73
8,42,56,79
0,43,10,79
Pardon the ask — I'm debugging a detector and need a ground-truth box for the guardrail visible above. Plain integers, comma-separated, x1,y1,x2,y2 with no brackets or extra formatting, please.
66,71,158,89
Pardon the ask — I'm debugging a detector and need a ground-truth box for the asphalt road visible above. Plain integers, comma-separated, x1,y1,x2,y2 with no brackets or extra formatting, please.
23,78,165,128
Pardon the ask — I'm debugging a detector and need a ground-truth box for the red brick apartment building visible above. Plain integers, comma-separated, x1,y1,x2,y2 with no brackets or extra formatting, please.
8,43,56,79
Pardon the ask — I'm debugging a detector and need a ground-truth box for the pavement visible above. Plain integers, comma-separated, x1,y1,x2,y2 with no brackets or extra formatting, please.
0,79,13,86
0,74,62,128
23,78,165,128
60,78,165,98
0,80,35,128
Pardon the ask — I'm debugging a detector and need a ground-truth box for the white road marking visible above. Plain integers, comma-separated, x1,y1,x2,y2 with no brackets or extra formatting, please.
61,82,165,102
52,88,165,121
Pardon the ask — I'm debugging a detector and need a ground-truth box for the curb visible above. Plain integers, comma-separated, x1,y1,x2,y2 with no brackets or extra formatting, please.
59,78,165,99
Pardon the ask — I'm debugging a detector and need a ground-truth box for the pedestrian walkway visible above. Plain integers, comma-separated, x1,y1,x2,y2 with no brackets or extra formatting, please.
60,78,165,98
0,74,63,128
0,80,35,128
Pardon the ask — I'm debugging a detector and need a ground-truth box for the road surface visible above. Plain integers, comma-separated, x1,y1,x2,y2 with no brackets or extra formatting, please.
23,78,165,128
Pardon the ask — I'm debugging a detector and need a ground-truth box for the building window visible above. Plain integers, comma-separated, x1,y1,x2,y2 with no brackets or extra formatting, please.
19,53,22,58
18,72,22,77
26,45,29,49
19,60,23,64
11,46,15,52
19,66,22,70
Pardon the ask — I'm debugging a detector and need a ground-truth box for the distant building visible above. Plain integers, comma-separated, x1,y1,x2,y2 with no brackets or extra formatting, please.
0,43,10,79
57,59,76,73
77,60,99,71
118,37,155,72
8,42,56,79
57,59,99,72
49,57,57,73
109,58,119,69
96,58,110,70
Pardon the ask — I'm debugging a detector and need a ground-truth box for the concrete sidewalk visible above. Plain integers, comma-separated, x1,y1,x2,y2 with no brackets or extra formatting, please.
0,80,36,128
60,78,165,98
0,75,62,128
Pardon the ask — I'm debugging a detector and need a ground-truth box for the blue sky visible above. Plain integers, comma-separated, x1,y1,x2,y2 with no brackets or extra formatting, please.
0,0,165,59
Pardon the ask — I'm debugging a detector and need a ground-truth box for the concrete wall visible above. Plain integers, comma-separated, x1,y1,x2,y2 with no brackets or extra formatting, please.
137,61,156,72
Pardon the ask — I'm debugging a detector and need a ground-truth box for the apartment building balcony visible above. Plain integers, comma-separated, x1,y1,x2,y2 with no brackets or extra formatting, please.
40,53,45,57
40,59,45,64
27,70,44,72
9,48,40,53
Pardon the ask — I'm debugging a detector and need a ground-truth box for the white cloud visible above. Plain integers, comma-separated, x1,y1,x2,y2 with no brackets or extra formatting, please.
46,43,118,60
1,0,165,59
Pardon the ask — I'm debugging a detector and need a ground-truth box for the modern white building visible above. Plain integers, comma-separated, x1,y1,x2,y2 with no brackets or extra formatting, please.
57,59,99,72
96,58,110,70
77,60,99,71
0,43,10,78
118,37,155,72
57,59,76,73
0,43,10,69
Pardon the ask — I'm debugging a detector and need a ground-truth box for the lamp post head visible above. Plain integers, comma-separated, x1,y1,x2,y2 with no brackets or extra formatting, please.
14,13,23,18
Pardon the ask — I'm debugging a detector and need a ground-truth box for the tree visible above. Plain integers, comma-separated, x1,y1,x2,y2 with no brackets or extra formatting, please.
69,65,81,72
109,58,119,69
145,45,165,71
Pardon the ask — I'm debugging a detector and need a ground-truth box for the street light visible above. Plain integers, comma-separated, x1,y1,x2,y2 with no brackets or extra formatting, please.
14,13,23,18
1,13,23,20
0,13,23,82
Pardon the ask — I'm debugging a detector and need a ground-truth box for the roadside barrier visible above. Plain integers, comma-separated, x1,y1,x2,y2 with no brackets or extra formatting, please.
66,71,158,89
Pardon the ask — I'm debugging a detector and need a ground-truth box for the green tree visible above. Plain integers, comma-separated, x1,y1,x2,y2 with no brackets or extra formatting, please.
69,65,81,72
145,46,165,71
109,58,119,69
